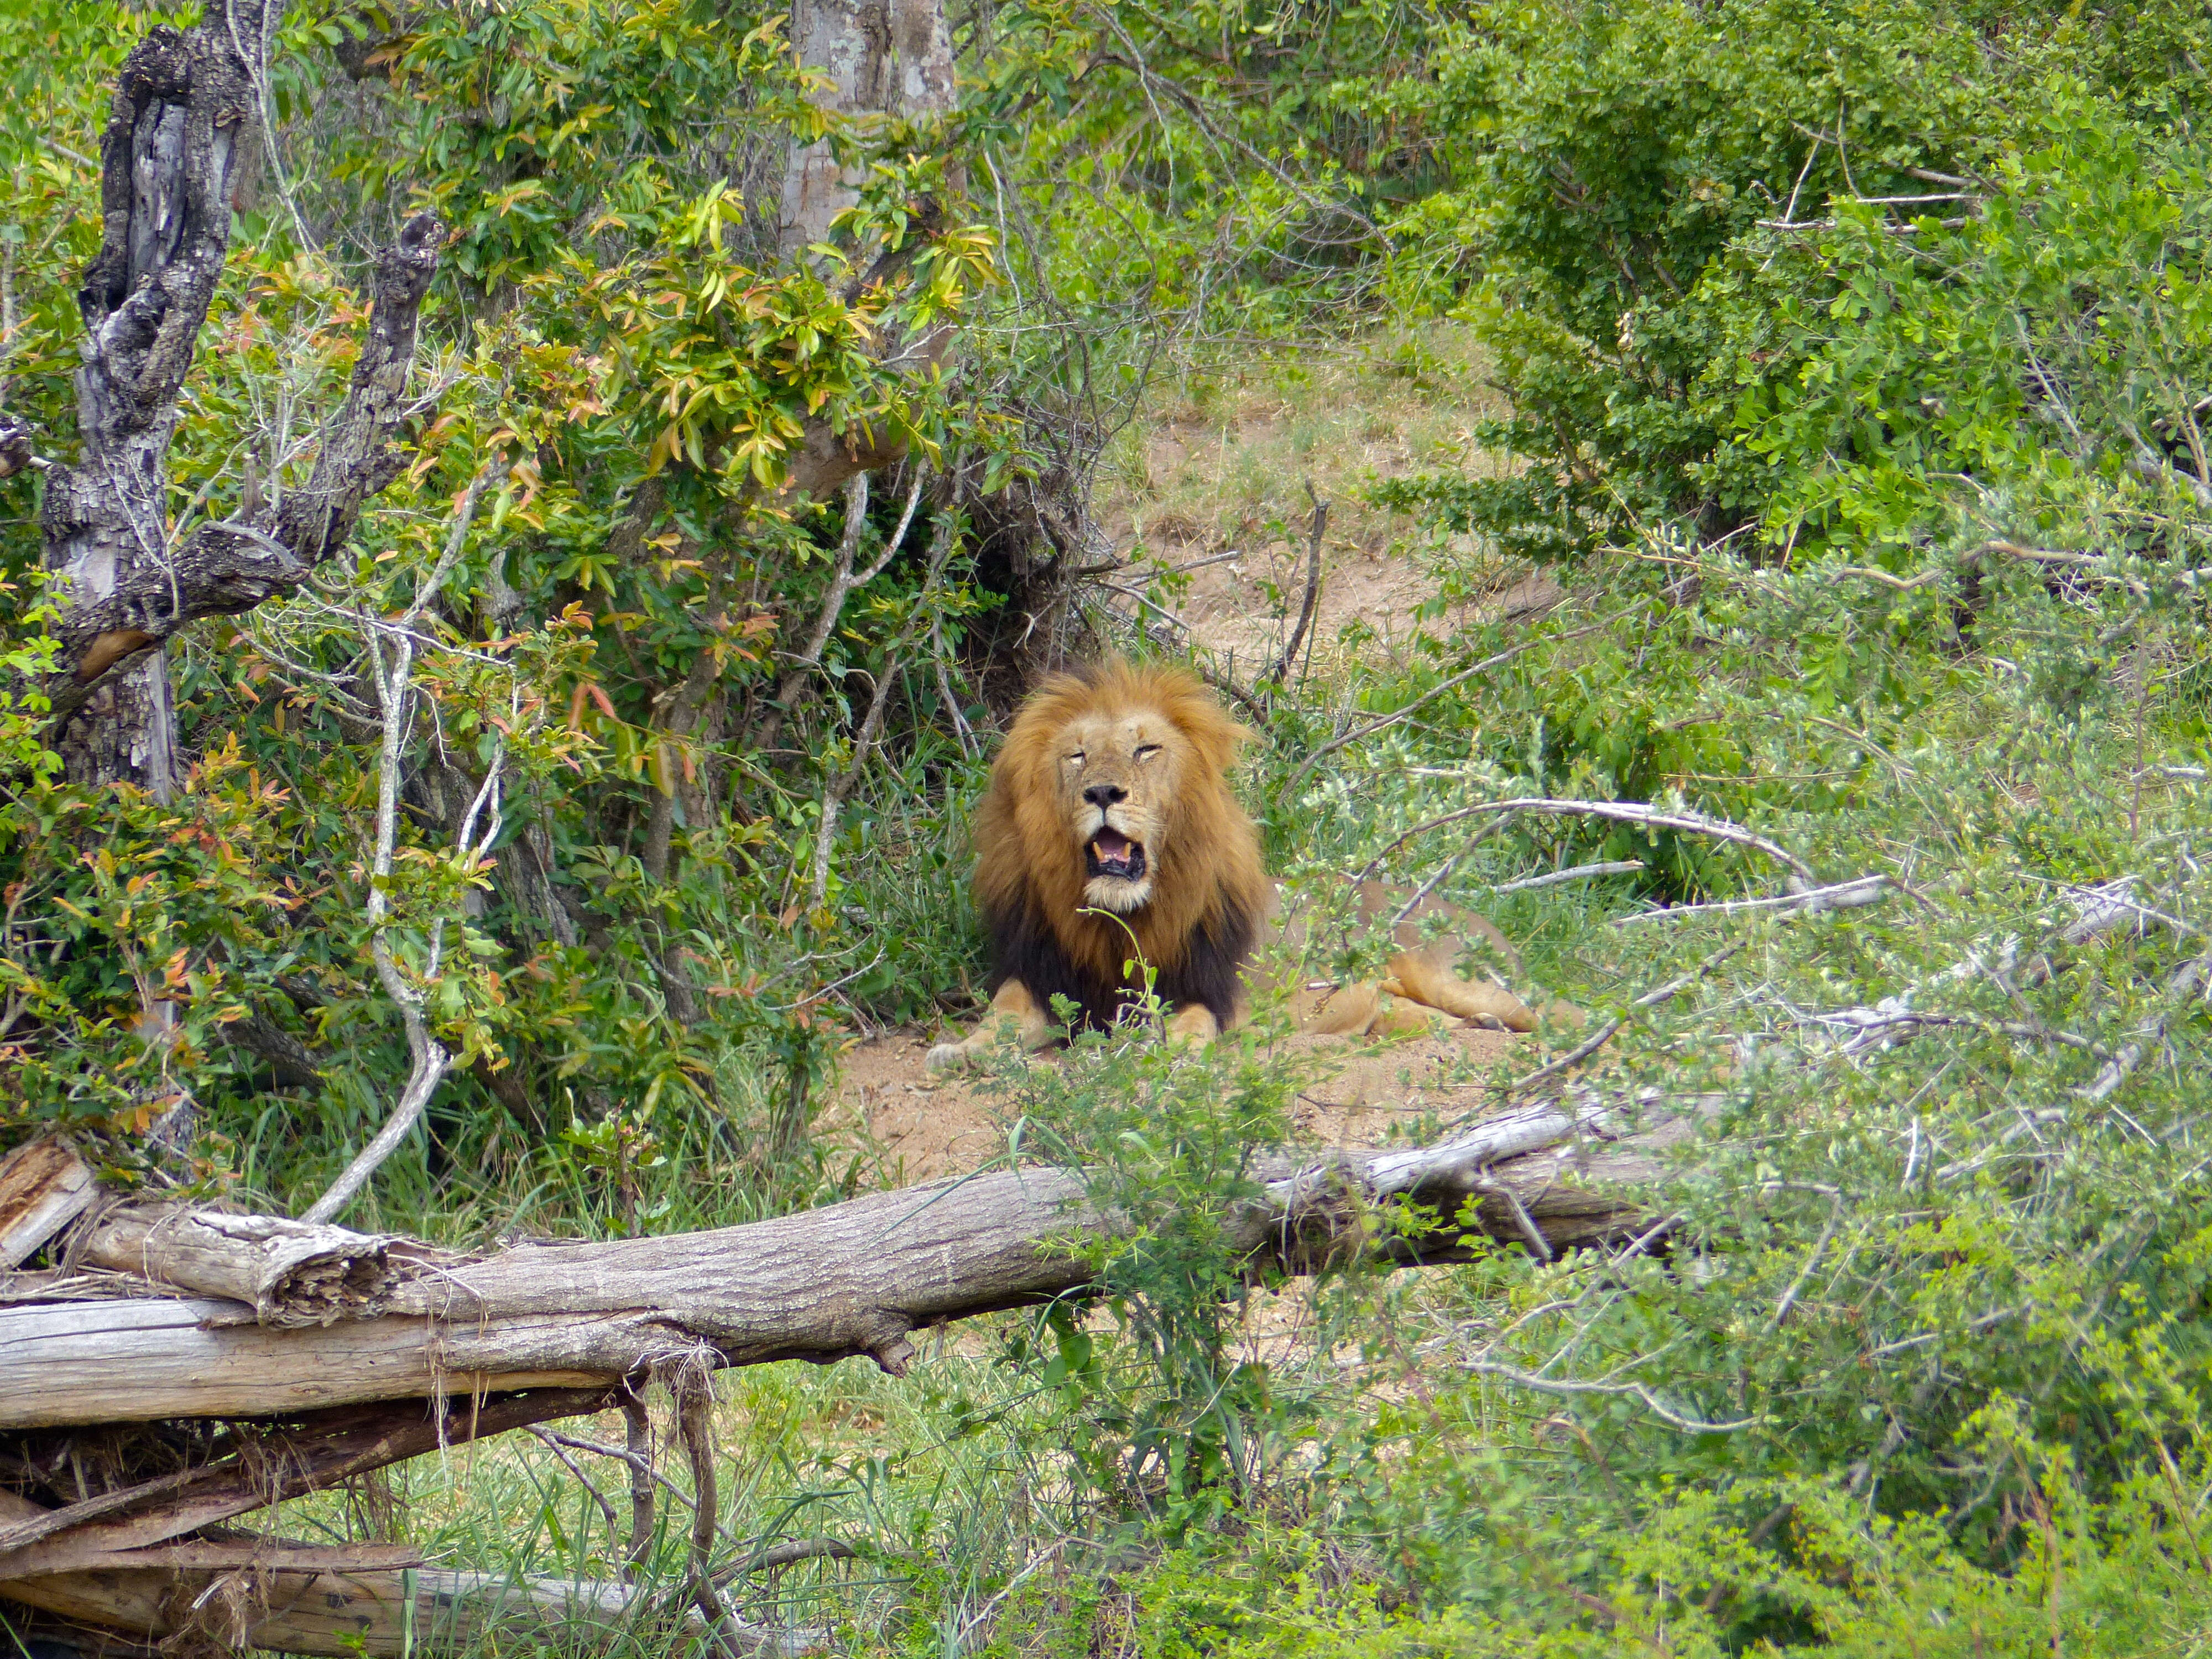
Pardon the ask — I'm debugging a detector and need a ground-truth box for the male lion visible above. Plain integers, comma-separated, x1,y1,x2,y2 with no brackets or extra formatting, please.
925,659,1564,1074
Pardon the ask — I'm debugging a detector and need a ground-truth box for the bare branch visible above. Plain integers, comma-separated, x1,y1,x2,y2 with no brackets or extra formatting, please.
1482,940,1745,1107
1616,874,1889,926
1458,1359,1761,1434
1491,860,1645,893
1360,796,1816,886
300,613,452,1225
755,468,926,753
806,509,957,909
0,1096,1705,1429
2079,943,2212,1104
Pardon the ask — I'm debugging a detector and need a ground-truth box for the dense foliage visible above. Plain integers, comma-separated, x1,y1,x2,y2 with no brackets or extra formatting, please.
7,0,2212,1653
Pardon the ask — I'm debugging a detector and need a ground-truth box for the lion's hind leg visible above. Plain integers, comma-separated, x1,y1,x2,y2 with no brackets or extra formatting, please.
1300,980,1383,1036
926,979,1055,1074
1383,947,1539,1032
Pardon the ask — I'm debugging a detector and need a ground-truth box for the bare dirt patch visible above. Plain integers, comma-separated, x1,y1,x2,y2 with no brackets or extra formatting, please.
825,1021,1527,1187
1090,328,1557,675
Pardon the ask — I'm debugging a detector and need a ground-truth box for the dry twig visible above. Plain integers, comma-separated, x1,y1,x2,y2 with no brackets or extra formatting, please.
2079,943,2212,1103
1459,1359,1760,1434
1359,796,1814,886
1616,874,1888,926
1266,483,1327,688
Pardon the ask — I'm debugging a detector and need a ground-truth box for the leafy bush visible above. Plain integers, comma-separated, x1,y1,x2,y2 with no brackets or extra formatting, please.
1369,0,2212,565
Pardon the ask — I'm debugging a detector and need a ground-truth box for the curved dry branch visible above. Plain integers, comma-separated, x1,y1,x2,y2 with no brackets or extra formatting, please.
1358,796,1817,885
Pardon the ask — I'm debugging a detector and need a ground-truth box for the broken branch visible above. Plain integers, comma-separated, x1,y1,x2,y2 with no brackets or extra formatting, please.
1360,796,1816,886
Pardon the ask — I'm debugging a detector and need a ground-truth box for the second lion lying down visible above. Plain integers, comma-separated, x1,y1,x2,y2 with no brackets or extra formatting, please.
926,659,1577,1074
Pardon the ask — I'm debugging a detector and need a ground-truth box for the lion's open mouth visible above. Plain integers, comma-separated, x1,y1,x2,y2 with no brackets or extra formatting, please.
1086,827,1148,883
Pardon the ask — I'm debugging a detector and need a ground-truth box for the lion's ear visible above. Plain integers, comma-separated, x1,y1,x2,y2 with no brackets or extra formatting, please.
1171,700,1251,773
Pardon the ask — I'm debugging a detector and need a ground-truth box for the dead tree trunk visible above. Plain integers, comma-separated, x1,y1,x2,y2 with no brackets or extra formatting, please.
0,1095,1694,1655
37,1,443,784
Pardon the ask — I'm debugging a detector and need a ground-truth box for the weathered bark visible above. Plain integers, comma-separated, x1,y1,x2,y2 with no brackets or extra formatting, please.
35,0,444,780
0,414,33,482
0,1094,1692,1431
218,1013,325,1091
0,1397,827,1654
38,5,260,794
0,1446,825,1657
0,1140,96,1269
778,0,958,260
76,1207,413,1328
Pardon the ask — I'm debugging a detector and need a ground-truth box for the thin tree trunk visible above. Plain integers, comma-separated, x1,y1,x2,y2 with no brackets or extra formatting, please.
779,0,958,262
771,0,958,498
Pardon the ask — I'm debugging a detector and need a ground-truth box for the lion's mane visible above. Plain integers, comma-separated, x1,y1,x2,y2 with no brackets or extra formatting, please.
971,659,1270,1034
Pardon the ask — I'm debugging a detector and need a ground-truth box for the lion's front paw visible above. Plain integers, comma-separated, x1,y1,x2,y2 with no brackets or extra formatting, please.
925,1042,972,1076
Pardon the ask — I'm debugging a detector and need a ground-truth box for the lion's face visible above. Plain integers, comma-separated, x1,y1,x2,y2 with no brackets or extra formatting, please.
1046,703,1196,913
975,660,1265,982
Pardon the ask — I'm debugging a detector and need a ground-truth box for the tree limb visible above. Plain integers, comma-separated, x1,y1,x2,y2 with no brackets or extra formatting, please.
43,210,445,735
0,1090,1706,1431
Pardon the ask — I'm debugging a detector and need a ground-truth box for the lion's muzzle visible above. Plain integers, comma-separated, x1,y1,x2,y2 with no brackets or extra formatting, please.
1086,826,1148,884
1082,818,1154,912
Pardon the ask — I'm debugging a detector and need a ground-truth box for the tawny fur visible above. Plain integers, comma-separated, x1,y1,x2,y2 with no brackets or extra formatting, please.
928,660,1572,1073
974,659,1267,994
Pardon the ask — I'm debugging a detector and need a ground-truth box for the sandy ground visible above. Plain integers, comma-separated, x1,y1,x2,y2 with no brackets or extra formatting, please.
1092,353,1557,677
824,1022,1526,1187
1126,474,1561,680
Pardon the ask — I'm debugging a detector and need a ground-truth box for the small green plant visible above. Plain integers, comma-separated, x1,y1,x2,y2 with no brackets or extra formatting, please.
962,943,1313,1538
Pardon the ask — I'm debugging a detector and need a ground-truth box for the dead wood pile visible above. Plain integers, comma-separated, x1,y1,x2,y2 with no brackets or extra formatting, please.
0,1091,1695,1657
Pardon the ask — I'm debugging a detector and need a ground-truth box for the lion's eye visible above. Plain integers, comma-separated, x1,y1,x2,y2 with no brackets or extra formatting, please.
1134,744,1162,761
1065,752,1085,765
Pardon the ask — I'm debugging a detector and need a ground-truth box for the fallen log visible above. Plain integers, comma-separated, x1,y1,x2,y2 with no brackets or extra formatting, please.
0,1094,1694,1432
0,1092,1699,1657
0,1097,1690,1433
75,1207,416,1328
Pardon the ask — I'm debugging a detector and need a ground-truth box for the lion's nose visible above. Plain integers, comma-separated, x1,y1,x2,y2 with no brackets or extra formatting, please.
1083,782,1127,808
